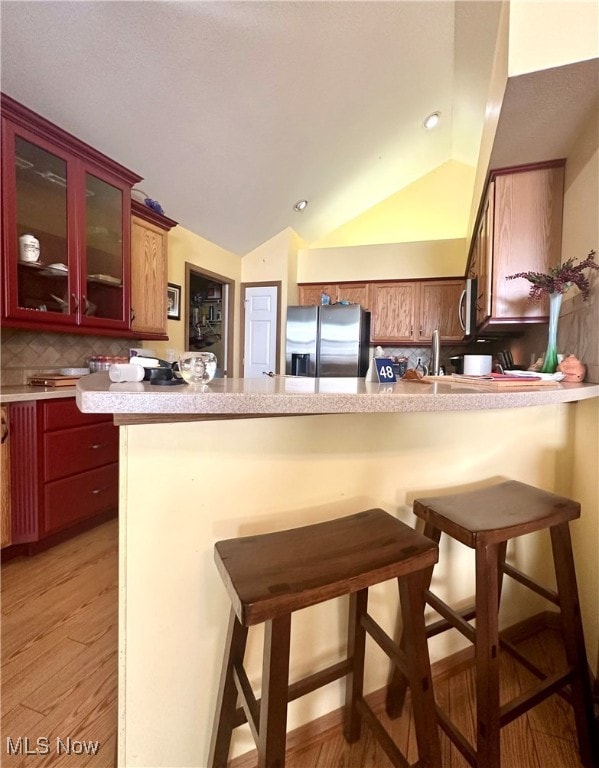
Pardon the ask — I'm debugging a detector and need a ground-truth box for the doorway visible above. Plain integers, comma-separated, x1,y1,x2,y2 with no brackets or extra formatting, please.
241,281,281,377
185,263,234,377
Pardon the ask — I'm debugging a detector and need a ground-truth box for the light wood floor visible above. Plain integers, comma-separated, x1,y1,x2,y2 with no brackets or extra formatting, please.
1,520,593,767
1,520,118,767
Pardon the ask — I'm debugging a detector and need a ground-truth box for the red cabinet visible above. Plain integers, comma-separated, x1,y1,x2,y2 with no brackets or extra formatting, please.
8,397,118,552
1,93,142,335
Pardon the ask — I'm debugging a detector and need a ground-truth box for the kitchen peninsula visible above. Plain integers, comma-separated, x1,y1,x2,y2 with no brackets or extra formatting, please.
76,375,599,768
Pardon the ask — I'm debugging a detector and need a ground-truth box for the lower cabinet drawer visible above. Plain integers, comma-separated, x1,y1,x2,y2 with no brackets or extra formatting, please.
44,463,118,535
44,422,118,482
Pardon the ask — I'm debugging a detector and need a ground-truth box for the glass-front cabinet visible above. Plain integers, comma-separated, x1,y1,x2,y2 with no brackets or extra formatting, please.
1,94,141,333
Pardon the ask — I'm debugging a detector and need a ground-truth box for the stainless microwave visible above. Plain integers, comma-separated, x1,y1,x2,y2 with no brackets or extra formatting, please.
458,278,477,337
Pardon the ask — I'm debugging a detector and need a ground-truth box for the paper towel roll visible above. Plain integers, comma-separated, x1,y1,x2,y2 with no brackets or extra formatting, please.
463,355,493,375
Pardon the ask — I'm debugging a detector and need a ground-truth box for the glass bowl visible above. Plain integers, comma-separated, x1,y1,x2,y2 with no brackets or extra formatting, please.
178,351,217,384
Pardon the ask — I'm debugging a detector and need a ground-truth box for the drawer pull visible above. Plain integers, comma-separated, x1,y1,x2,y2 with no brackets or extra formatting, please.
91,487,109,495
90,443,107,450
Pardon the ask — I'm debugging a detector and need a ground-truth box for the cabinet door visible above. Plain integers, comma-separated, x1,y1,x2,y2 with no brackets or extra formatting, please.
131,216,168,335
298,284,334,306
370,283,416,342
80,164,131,330
336,283,370,310
492,167,563,320
418,280,463,341
475,180,494,327
1,407,11,548
1,121,78,325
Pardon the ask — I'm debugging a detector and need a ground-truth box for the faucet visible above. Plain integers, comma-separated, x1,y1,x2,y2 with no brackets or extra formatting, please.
430,329,441,376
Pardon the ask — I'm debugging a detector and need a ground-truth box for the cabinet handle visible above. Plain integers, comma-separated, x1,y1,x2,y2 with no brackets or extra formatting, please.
89,443,107,450
1,416,8,445
91,487,109,495
130,307,136,322
71,293,79,310
83,295,90,315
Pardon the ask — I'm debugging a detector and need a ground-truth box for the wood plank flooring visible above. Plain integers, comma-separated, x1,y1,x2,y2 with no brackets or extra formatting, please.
1,519,593,767
1,520,118,767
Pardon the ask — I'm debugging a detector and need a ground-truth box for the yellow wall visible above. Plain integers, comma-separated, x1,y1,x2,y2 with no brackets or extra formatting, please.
242,228,306,367
508,0,599,76
298,238,467,283
148,225,241,369
309,161,476,249
119,402,595,767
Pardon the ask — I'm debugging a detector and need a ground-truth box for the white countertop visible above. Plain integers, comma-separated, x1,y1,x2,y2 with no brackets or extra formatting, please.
74,372,599,418
0,384,77,403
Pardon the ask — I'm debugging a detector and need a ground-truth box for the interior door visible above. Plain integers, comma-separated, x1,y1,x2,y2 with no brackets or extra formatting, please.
243,285,279,378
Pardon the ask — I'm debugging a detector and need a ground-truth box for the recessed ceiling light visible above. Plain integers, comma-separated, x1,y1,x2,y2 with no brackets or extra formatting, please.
423,111,441,130
293,199,308,212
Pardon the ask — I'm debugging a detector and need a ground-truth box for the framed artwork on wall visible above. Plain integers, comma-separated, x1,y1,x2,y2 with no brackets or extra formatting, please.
167,283,181,320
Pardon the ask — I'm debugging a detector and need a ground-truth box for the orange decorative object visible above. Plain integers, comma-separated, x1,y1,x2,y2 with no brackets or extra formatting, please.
557,354,586,382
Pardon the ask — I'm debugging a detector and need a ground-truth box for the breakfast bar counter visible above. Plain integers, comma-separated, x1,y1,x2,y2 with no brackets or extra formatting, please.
75,374,599,768
76,372,599,420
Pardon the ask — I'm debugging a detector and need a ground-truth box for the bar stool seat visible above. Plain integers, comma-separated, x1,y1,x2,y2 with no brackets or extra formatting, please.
208,508,442,768
386,480,599,768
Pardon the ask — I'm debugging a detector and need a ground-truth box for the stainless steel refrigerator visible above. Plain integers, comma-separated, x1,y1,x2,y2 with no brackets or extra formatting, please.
285,304,371,377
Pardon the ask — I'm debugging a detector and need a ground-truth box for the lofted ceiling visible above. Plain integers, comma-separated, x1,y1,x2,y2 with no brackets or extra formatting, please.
0,1,521,256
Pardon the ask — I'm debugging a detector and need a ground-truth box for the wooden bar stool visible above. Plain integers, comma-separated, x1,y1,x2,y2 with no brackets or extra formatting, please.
386,480,599,768
208,508,442,768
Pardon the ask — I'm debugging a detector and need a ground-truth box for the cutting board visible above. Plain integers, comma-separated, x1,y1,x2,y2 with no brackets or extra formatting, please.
28,375,81,388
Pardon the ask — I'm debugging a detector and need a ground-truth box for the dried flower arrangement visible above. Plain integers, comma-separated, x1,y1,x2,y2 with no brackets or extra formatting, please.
506,250,598,300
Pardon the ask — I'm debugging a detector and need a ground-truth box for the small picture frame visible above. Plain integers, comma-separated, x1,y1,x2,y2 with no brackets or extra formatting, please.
167,283,181,320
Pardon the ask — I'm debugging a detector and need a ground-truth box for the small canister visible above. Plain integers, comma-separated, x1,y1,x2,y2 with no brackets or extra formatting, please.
19,233,40,263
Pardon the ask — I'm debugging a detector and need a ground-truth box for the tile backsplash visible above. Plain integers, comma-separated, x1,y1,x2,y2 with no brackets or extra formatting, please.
0,328,138,385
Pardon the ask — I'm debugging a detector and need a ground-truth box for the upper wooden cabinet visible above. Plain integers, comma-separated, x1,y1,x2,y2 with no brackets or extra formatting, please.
370,282,416,342
1,94,142,335
130,201,177,338
298,282,369,309
298,278,463,344
468,162,564,330
370,279,462,344
417,280,463,342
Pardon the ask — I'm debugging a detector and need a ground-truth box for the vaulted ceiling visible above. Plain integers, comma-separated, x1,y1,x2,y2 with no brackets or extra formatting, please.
4,1,588,257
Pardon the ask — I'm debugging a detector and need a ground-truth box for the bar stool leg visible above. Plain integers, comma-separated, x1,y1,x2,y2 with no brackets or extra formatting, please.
344,588,368,743
550,522,599,767
208,608,249,768
258,614,291,768
386,522,440,718
399,569,442,768
475,541,501,768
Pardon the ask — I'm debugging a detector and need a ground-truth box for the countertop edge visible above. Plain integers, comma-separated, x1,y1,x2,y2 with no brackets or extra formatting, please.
73,375,599,422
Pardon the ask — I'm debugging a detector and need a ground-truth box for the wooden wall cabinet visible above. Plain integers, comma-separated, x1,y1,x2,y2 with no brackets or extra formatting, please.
131,201,177,338
298,278,462,344
298,282,370,310
369,282,416,342
1,406,11,548
417,280,464,341
8,398,118,553
370,280,462,344
468,162,565,331
1,93,142,336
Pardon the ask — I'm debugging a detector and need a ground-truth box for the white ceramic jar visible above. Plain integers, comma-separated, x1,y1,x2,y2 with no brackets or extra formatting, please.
19,233,40,262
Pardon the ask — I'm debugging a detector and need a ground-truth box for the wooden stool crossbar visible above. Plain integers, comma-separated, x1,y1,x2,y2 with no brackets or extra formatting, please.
386,480,599,768
208,509,442,768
